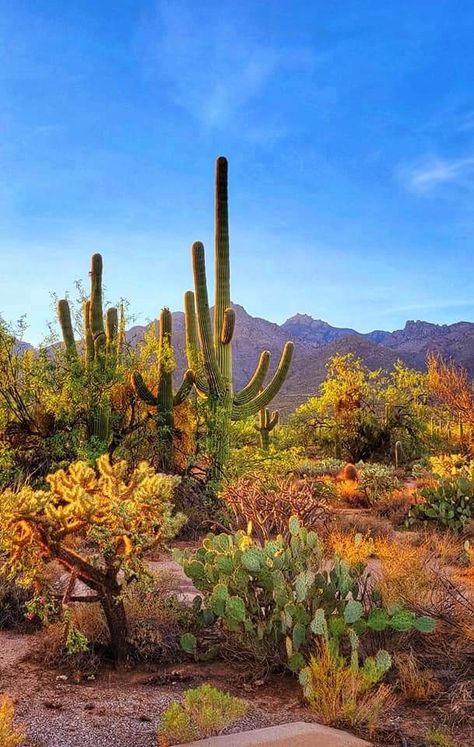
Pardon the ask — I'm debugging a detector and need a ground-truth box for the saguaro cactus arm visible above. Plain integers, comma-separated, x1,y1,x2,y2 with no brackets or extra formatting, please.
231,341,294,420
184,290,209,396
192,241,225,397
131,372,157,406
90,253,106,358
220,307,235,345
106,307,119,368
57,299,78,361
173,369,195,406
83,300,94,365
233,350,271,405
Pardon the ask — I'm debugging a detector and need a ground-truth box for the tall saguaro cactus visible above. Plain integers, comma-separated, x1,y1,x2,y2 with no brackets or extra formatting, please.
132,308,194,472
256,407,279,450
185,156,294,483
57,253,120,444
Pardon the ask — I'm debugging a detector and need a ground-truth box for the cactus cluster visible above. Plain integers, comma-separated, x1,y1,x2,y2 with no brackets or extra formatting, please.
176,517,434,671
184,157,293,482
57,253,123,444
57,158,293,478
132,308,194,472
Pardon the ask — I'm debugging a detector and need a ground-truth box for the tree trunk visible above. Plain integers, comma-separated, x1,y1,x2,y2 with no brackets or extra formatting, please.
100,592,128,664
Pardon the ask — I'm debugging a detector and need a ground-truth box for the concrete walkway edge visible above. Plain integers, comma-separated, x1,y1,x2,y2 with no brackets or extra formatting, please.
184,721,372,746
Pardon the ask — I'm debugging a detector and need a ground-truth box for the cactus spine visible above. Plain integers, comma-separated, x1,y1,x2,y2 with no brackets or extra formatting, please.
256,407,279,450
57,253,120,444
185,156,294,484
132,308,194,472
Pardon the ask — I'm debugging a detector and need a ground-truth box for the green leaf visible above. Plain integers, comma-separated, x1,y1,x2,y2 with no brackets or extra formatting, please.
225,595,246,622
215,554,233,574
289,515,300,536
328,615,346,638
344,599,363,624
375,649,392,673
367,607,390,631
413,615,436,634
390,610,415,632
288,652,305,672
310,608,328,638
184,559,206,582
209,583,229,616
180,633,196,654
295,570,315,602
241,548,262,573
292,622,306,652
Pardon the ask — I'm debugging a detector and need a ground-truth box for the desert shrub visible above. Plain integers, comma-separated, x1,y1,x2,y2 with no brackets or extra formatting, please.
225,445,304,483
424,728,456,747
222,476,329,542
394,651,441,701
0,575,37,631
290,458,344,479
299,643,394,735
429,454,474,479
35,607,105,676
171,478,223,538
336,479,365,505
356,463,400,504
326,532,381,568
0,696,26,747
0,455,185,661
372,489,415,527
125,578,195,664
290,354,429,462
156,684,247,745
176,518,434,674
331,512,394,539
408,475,473,530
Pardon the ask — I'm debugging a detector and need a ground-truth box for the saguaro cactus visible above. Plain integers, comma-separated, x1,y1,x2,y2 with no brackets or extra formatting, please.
57,254,120,444
185,156,293,483
255,407,279,450
132,307,194,472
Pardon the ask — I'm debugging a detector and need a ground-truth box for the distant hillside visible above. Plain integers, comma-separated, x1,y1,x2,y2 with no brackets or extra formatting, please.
123,306,474,416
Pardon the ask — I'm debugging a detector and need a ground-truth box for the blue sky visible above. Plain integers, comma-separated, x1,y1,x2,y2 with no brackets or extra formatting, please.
1,1,474,342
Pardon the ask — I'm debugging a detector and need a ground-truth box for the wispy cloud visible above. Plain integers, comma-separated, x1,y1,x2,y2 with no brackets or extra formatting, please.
135,1,315,133
402,155,474,193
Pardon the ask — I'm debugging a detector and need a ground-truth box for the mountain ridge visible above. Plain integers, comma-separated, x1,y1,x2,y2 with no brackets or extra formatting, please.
123,305,474,416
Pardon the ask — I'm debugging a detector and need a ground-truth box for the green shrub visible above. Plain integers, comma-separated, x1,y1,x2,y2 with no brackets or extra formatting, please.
408,475,473,530
156,684,247,745
356,463,400,504
176,518,434,673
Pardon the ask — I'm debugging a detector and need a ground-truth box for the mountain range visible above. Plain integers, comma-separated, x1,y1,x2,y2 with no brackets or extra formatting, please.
125,305,474,416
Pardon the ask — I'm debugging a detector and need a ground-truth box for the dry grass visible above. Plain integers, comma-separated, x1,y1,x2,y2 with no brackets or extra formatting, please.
394,651,441,701
327,531,383,566
300,643,396,736
372,488,416,526
0,695,26,747
336,479,366,506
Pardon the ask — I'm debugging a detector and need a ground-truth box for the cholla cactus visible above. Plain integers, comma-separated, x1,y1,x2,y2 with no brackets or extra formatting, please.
185,157,293,484
0,455,184,661
132,307,194,472
57,254,122,444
